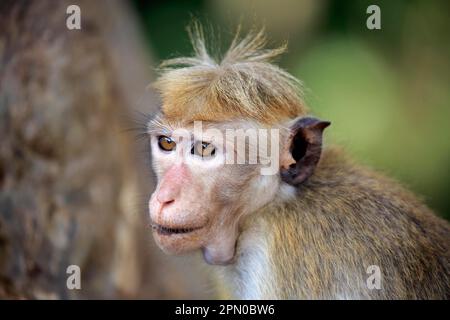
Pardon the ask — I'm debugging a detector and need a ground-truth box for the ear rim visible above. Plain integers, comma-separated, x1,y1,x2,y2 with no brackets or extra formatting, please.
280,117,330,186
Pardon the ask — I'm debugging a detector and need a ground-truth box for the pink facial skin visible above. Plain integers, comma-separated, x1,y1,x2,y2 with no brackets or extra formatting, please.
149,163,210,255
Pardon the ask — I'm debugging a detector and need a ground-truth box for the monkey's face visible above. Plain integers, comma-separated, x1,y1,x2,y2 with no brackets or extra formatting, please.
148,120,283,265
148,116,329,265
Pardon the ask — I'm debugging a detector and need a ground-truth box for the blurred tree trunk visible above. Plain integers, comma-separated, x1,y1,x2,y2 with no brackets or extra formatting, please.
0,0,208,299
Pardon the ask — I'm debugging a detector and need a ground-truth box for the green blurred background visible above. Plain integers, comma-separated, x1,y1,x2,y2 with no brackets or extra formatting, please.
132,0,450,220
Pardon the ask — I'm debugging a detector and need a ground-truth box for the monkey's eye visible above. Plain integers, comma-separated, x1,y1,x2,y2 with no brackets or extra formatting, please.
157,136,176,152
191,141,216,158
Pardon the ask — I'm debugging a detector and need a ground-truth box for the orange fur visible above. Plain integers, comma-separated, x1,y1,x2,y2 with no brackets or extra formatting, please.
153,22,307,125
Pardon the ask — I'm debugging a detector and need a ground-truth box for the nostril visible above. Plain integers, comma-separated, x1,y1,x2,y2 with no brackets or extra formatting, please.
157,195,175,206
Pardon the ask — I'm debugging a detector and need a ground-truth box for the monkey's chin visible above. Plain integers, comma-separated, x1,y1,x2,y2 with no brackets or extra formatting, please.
152,229,203,255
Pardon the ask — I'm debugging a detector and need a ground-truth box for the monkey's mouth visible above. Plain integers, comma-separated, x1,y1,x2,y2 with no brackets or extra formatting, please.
151,223,203,236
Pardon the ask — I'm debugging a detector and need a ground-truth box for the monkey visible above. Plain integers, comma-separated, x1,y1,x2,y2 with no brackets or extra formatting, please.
146,23,450,299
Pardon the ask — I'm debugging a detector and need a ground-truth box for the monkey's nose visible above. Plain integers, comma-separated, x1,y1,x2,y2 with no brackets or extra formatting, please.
157,196,175,207
159,199,174,207
156,190,176,206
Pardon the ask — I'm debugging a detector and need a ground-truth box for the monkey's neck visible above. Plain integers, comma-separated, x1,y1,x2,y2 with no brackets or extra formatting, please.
217,189,301,299
215,213,273,299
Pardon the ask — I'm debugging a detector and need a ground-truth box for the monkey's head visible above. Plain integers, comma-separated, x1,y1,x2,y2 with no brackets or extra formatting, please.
148,25,330,265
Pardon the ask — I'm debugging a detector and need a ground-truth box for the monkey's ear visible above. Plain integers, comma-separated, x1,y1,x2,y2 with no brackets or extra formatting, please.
280,117,330,186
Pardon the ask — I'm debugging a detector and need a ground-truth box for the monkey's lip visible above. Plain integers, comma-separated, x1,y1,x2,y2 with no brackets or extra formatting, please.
150,222,204,236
